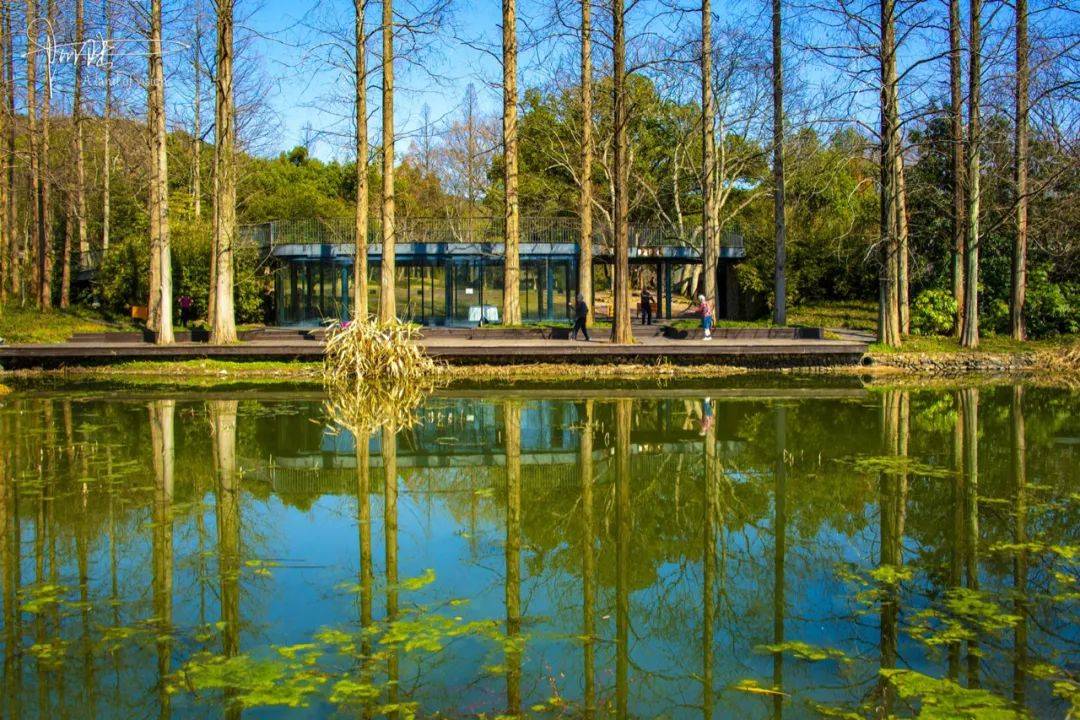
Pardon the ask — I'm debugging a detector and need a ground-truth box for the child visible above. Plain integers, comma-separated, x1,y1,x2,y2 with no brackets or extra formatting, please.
697,294,713,340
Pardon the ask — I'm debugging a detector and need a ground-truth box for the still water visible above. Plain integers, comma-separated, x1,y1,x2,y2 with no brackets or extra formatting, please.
0,380,1076,718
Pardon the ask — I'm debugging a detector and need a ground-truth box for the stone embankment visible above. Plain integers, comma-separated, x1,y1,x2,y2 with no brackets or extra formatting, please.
864,352,1041,375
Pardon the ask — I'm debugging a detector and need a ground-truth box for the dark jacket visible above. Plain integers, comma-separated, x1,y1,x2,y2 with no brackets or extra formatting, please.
575,300,589,319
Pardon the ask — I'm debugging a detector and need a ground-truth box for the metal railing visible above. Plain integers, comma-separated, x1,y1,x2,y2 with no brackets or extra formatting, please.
239,216,745,255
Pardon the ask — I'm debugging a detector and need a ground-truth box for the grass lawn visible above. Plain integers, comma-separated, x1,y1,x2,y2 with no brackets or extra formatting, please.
0,305,127,344
788,301,878,332
667,300,879,331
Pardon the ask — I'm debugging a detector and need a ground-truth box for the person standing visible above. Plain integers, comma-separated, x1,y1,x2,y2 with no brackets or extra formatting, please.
570,293,590,341
697,294,713,340
178,294,194,327
640,287,654,325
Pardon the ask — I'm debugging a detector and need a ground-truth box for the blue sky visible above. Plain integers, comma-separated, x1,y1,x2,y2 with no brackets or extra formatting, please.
245,0,532,160
238,0,727,160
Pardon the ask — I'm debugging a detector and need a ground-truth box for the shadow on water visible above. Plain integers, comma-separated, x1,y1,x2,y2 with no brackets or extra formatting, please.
0,380,1077,718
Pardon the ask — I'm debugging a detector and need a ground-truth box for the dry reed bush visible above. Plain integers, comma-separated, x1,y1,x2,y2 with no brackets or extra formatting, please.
323,319,441,389
322,319,443,434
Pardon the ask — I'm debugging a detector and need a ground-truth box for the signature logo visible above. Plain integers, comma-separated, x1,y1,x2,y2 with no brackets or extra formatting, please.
24,19,189,92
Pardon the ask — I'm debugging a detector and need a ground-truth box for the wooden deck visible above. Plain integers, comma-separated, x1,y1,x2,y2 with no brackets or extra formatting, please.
0,334,869,370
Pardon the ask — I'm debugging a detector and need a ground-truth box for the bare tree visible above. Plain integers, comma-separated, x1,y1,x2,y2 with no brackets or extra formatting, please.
102,0,113,253
25,2,42,306
502,0,522,325
3,1,13,299
960,0,981,349
878,0,902,347
74,0,88,276
949,0,964,335
354,0,369,320
0,0,8,303
579,0,593,325
148,0,174,343
211,0,238,342
1010,0,1028,340
771,0,786,325
702,0,718,315
379,0,396,323
193,0,205,219
610,0,631,343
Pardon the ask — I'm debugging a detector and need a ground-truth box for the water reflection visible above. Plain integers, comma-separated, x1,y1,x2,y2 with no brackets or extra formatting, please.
0,383,1076,718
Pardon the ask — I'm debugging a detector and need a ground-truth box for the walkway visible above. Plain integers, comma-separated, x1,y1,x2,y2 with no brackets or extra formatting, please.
0,327,868,370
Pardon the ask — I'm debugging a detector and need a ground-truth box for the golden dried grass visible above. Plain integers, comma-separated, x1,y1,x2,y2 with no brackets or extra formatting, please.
322,319,444,433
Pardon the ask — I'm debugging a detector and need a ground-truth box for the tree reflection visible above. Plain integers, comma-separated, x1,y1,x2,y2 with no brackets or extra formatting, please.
615,398,631,720
959,388,980,688
579,400,596,720
150,400,176,720
383,424,400,717
211,400,241,720
356,427,375,719
1011,386,1028,708
876,391,908,716
773,405,788,720
504,400,523,716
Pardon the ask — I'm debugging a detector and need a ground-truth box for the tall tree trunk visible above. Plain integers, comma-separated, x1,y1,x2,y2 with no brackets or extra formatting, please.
702,0,718,316
354,0,369,320
897,137,910,335
610,0,632,344
193,2,203,219
379,0,396,323
74,0,88,276
102,0,112,254
961,0,981,349
4,1,15,299
949,0,964,335
211,0,237,342
578,0,593,326
61,193,72,308
890,45,909,335
38,0,56,310
149,0,174,343
27,0,41,307
771,0,786,326
0,0,8,303
877,0,901,347
502,0,521,325
1010,0,1028,341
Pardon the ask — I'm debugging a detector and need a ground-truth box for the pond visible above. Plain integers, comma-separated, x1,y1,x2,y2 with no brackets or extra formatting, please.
0,379,1076,718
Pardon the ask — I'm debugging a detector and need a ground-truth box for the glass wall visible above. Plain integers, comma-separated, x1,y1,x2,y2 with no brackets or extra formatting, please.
276,255,575,326
275,261,349,325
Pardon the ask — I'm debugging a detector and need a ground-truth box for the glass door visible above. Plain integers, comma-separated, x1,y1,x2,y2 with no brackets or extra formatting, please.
451,260,481,325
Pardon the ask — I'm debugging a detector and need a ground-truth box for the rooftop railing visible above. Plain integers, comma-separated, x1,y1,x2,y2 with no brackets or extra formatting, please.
239,216,744,255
